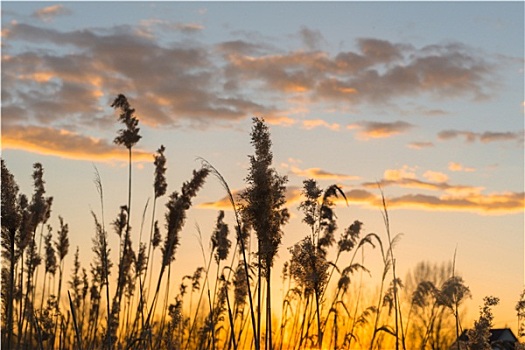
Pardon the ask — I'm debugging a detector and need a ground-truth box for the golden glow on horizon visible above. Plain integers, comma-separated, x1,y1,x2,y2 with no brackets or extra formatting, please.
2,125,153,163
200,185,524,215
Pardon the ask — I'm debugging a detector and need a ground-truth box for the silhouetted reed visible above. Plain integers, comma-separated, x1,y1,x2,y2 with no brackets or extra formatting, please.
240,117,289,350
2,99,504,350
1,160,21,349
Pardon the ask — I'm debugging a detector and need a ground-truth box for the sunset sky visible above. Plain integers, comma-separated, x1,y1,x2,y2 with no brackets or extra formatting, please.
2,1,524,332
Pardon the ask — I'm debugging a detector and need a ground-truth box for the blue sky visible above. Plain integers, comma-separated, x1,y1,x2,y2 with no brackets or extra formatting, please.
2,1,524,330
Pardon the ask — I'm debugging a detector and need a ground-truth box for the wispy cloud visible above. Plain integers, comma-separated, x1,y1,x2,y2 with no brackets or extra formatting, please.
438,129,524,143
200,183,523,215
1,20,509,159
224,38,496,105
199,155,523,214
384,191,524,214
340,187,523,214
200,186,303,210
302,119,340,131
32,5,72,22
298,26,325,51
423,170,449,183
407,141,434,149
448,162,476,172
2,23,281,131
348,121,414,139
199,189,243,210
139,19,204,36
2,125,152,162
288,166,360,181
364,166,484,196
4,22,500,128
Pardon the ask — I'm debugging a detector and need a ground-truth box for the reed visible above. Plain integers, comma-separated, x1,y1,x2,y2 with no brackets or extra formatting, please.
2,101,492,350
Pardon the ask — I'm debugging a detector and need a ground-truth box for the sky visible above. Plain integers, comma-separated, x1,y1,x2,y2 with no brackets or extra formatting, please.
1,1,524,333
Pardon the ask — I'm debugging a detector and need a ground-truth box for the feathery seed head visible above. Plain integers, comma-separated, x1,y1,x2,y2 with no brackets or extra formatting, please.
1,160,21,238
154,145,168,198
162,167,209,267
240,118,289,272
191,267,204,292
112,94,142,149
29,163,53,230
112,206,128,238
233,261,248,308
211,211,231,263
338,220,363,254
289,236,329,297
135,242,147,277
55,216,69,262
152,220,161,249
44,225,57,276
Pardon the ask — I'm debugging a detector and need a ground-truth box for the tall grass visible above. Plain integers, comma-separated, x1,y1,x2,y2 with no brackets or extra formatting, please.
3,95,516,350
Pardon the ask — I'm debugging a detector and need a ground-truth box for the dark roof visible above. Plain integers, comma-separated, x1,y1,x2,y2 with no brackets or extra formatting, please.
457,328,518,343
489,328,518,343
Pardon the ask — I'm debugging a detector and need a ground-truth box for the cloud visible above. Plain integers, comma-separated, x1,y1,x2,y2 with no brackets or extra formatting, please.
298,26,325,51
2,125,152,162
364,166,483,195
139,19,204,36
438,129,523,143
289,166,360,181
345,187,523,214
2,23,290,132
32,5,71,22
348,121,414,139
199,189,243,210
384,191,524,214
200,186,303,210
423,170,449,183
216,40,269,56
384,165,417,181
302,119,340,131
1,21,505,147
199,180,522,215
448,162,476,172
407,141,434,149
224,38,496,105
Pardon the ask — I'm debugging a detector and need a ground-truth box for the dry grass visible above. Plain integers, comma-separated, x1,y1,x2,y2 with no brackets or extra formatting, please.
2,95,522,350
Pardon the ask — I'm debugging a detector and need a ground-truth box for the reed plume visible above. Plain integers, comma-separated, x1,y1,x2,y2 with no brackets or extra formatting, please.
240,117,289,350
1,160,21,348
145,167,209,333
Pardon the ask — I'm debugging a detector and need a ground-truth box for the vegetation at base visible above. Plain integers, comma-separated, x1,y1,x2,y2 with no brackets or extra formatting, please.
1,94,523,350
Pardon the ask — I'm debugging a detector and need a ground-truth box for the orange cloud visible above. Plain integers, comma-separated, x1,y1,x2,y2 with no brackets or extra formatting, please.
199,190,244,210
344,188,523,214
200,182,522,215
407,141,434,149
265,114,296,127
290,166,360,181
364,168,484,194
199,186,303,210
384,192,524,214
448,162,476,172
384,166,417,181
302,119,340,131
357,167,523,214
423,170,449,183
2,125,152,162
348,121,414,139
32,5,71,22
